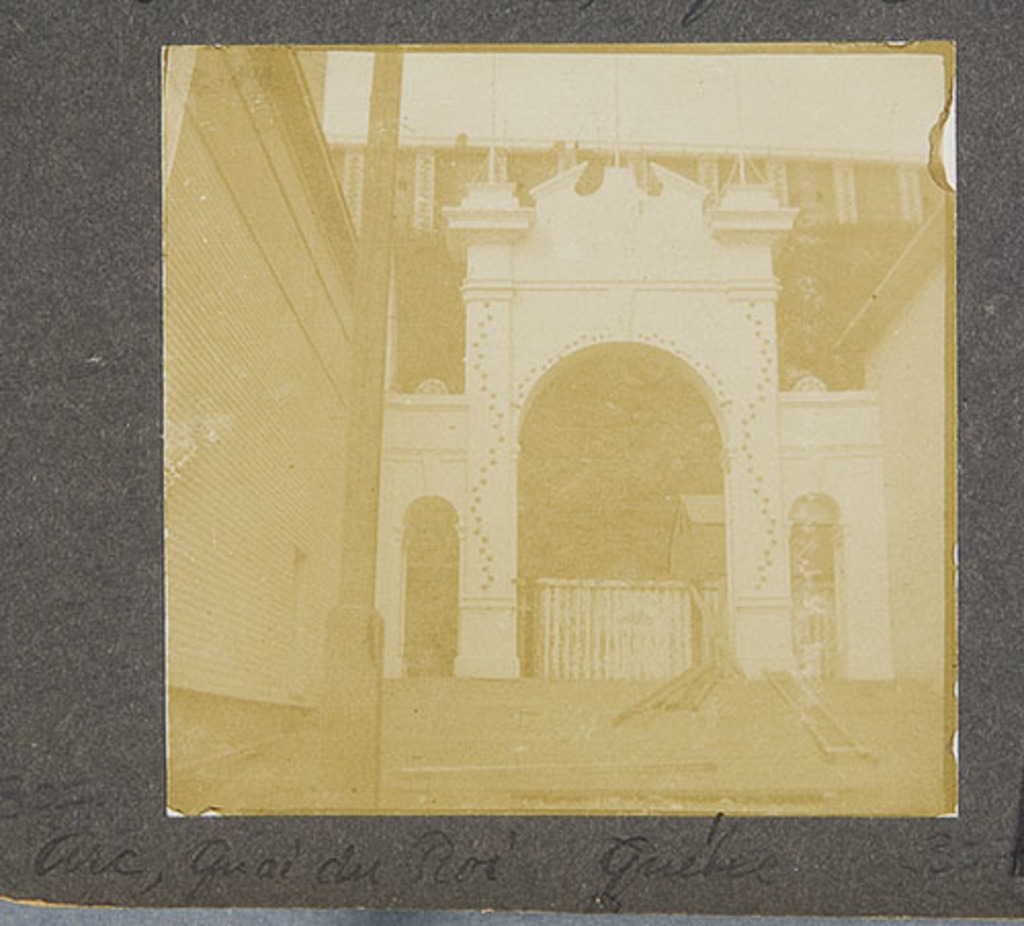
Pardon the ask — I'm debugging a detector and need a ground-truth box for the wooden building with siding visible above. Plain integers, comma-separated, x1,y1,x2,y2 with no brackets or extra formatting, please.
163,47,390,814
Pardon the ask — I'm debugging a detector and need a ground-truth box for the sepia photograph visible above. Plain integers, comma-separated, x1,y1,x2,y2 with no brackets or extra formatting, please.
163,44,955,817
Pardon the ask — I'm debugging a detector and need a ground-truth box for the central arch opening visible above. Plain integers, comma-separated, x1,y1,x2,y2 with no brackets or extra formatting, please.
517,343,726,678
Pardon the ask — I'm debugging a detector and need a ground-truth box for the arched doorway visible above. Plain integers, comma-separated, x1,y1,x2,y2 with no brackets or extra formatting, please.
517,343,726,678
402,497,460,677
789,493,843,679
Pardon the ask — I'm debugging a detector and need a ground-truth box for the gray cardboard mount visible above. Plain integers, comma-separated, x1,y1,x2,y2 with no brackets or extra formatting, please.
1,0,1020,915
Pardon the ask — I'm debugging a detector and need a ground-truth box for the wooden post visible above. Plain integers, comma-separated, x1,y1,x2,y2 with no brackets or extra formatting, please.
319,50,403,811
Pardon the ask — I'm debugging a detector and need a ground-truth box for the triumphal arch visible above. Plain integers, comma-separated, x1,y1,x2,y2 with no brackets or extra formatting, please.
375,162,893,684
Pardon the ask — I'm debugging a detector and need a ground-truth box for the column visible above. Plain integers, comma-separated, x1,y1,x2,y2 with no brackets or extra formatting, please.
322,50,402,810
444,182,533,678
720,297,793,677
459,278,519,677
711,184,799,677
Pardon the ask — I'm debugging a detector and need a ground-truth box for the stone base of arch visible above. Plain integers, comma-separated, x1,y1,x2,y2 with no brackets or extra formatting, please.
454,597,521,679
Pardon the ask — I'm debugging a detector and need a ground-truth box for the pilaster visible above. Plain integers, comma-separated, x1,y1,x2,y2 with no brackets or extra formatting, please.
712,184,798,676
444,183,533,678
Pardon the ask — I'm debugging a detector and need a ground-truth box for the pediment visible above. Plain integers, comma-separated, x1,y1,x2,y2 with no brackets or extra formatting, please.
516,163,718,281
527,162,589,200
649,162,714,203
527,162,710,207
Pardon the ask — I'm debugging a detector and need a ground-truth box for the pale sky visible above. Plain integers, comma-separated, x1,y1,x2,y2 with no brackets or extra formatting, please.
322,49,948,163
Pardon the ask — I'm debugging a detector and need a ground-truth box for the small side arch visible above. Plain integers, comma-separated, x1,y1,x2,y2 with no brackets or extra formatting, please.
788,493,844,679
401,496,461,677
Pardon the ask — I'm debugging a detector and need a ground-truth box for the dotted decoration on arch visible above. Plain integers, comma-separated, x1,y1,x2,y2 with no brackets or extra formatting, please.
513,329,615,409
635,330,732,411
466,306,503,593
512,328,733,413
742,305,782,592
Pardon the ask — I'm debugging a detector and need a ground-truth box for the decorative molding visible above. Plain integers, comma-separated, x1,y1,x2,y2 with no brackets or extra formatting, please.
733,594,791,610
386,393,467,409
710,185,799,245
461,283,516,302
382,448,467,461
779,389,881,408
780,445,884,460
459,596,517,610
468,279,726,293
723,280,784,302
444,182,533,242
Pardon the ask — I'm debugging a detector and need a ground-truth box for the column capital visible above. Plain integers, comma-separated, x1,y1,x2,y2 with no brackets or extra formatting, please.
462,282,516,304
710,183,798,247
722,281,783,303
443,181,534,259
